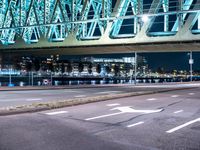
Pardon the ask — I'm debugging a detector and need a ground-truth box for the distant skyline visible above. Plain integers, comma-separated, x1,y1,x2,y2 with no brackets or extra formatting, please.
70,52,200,71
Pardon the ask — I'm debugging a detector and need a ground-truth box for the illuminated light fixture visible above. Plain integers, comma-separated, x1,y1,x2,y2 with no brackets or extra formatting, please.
141,15,149,22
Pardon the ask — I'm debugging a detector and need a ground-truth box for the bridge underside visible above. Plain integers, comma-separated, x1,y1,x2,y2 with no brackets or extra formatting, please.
1,0,200,54
1,41,200,55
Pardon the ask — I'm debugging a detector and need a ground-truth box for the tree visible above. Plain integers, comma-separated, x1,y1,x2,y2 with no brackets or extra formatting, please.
105,66,111,75
157,67,164,74
96,64,101,74
67,63,73,75
114,65,120,77
78,62,84,73
61,62,65,74
33,58,40,72
41,61,48,72
47,62,54,72
25,60,33,72
88,63,93,74
13,56,21,71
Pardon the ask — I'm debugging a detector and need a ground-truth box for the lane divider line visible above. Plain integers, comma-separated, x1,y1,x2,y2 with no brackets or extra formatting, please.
106,103,120,107
174,110,183,114
26,98,43,101
166,118,200,133
146,98,157,101
171,95,179,98
45,111,68,115
188,93,195,95
127,121,144,128
74,95,86,98
97,91,121,94
85,112,124,121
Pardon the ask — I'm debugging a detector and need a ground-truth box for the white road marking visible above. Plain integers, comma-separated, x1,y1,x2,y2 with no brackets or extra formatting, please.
111,106,163,114
171,95,179,98
98,91,121,94
106,103,120,107
189,93,195,95
146,98,157,101
85,106,163,121
45,111,68,115
85,112,124,121
166,118,200,133
174,110,183,114
26,98,43,101
74,95,86,98
127,121,144,128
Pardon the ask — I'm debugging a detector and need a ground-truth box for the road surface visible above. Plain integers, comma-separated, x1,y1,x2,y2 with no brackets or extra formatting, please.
0,83,199,108
0,87,200,150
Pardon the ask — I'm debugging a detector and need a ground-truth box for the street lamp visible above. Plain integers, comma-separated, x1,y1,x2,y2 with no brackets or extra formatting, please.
188,51,193,82
141,15,149,23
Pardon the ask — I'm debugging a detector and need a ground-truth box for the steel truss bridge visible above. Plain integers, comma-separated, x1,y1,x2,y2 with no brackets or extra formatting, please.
1,0,200,54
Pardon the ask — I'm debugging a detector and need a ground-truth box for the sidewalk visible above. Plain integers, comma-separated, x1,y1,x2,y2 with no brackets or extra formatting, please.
0,82,199,91
0,84,118,91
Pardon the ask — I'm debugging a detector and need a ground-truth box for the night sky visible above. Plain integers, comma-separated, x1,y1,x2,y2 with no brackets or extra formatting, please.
141,52,200,71
76,52,200,71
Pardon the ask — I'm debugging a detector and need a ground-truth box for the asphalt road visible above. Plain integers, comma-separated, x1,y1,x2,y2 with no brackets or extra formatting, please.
0,87,200,150
0,83,199,108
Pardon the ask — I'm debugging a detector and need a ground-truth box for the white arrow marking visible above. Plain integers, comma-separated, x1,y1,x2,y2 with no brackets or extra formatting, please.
85,106,163,121
166,118,200,133
111,106,135,113
111,106,163,114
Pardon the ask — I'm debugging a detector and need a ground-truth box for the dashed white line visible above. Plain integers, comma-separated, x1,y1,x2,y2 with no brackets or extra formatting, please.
106,103,120,107
174,110,183,114
98,91,121,94
85,112,124,121
189,93,195,95
45,111,68,115
26,98,43,101
171,95,179,98
146,98,157,101
166,118,200,133
74,95,86,98
127,121,144,128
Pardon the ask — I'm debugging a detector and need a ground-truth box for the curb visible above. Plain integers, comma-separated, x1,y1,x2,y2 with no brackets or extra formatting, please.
0,86,198,116
0,85,123,92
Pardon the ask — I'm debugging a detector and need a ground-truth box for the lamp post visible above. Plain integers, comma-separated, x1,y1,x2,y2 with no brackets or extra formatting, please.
134,52,137,85
9,68,12,86
189,51,193,82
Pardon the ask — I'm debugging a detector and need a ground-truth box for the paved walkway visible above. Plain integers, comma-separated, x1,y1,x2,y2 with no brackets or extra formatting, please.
0,82,199,91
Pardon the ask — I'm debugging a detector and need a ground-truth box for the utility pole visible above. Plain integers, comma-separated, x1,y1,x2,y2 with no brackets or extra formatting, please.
134,52,137,85
9,68,12,86
31,71,34,86
189,51,193,82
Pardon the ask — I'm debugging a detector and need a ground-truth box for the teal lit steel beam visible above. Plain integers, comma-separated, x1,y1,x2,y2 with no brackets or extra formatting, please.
162,0,169,32
111,0,141,37
0,0,200,46
172,0,194,31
